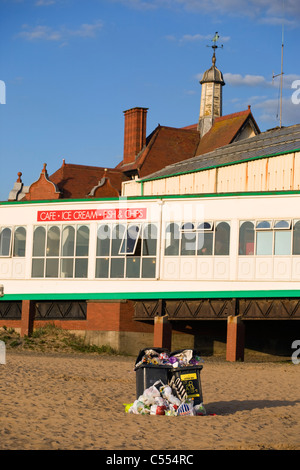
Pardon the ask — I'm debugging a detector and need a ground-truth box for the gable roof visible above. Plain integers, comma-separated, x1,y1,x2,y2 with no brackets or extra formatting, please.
195,108,260,156
140,123,300,181
116,125,200,178
116,108,259,178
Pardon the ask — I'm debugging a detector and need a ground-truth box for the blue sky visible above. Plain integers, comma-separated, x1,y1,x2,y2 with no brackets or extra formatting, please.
0,0,299,201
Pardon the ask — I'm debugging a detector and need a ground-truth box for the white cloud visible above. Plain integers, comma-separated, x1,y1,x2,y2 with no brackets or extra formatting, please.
110,0,157,10
179,33,230,43
112,0,300,23
223,73,272,88
16,21,103,42
18,25,62,41
35,0,56,5
253,96,300,126
68,22,103,38
215,73,300,90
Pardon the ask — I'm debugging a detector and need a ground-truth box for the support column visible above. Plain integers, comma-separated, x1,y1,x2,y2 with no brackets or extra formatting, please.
21,300,35,337
226,315,245,362
153,315,172,350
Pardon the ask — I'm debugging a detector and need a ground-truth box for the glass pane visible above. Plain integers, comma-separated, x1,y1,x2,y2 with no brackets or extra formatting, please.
197,222,213,230
293,221,300,255
256,220,272,229
75,258,88,278
215,222,230,255
126,257,140,278
46,258,59,277
95,258,109,278
76,225,89,256
256,231,273,255
181,231,196,255
97,225,110,256
142,258,156,278
33,226,46,257
60,258,74,278
274,231,291,255
197,231,213,255
165,223,179,256
0,228,12,256
142,224,157,256
47,226,60,257
239,221,254,255
120,225,140,254
181,222,194,230
111,224,125,255
61,226,75,256
13,227,26,257
274,220,290,229
110,258,124,278
31,258,44,277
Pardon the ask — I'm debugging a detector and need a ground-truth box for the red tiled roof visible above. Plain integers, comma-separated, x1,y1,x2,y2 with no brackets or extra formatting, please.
116,109,260,178
50,162,129,199
194,108,260,156
116,125,200,178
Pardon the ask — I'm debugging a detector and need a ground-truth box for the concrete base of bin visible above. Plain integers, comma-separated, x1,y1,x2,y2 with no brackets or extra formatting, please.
226,315,245,362
153,315,172,351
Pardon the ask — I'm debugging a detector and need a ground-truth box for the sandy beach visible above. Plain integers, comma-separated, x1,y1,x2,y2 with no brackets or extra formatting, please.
0,351,299,451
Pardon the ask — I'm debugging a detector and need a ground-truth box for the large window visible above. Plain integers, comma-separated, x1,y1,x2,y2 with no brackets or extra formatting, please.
239,221,254,255
293,220,300,255
0,226,26,257
239,219,293,256
95,223,157,279
164,221,230,256
32,224,89,278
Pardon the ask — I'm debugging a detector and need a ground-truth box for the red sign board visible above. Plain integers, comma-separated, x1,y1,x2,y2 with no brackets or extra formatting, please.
37,208,147,222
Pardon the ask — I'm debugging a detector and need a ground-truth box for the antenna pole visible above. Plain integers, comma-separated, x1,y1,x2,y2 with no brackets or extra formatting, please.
279,21,284,128
272,0,285,128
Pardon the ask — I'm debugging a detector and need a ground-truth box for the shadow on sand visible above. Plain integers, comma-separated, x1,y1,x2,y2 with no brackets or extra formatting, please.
205,399,300,415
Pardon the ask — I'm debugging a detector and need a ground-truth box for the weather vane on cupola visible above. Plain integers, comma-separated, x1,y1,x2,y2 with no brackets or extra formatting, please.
207,32,223,65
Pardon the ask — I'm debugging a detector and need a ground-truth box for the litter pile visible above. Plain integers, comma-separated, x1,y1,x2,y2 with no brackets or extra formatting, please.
124,379,206,416
124,348,207,416
135,348,203,369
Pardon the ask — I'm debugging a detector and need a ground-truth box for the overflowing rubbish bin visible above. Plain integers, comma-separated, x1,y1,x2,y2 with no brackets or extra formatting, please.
131,347,204,415
134,348,172,399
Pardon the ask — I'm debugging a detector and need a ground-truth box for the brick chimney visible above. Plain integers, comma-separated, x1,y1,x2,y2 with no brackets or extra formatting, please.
123,107,148,164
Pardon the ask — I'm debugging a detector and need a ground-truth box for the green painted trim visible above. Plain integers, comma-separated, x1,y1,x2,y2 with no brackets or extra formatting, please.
140,147,300,183
0,196,127,206
1,289,300,301
2,190,300,207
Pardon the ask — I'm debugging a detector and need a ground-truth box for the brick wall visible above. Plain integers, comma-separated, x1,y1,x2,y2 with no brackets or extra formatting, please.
0,299,153,337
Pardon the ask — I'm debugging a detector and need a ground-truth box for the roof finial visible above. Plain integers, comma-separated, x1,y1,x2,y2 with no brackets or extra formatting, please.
212,51,216,66
17,172,22,183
